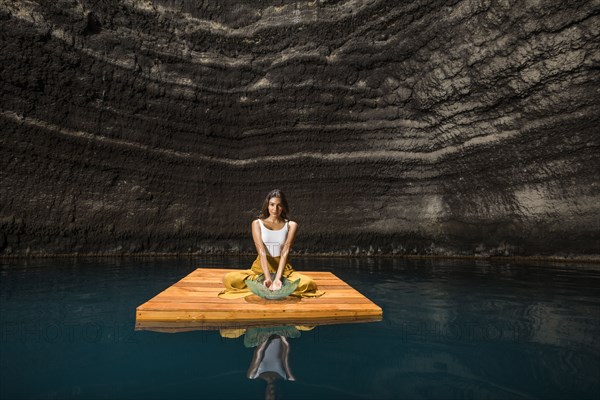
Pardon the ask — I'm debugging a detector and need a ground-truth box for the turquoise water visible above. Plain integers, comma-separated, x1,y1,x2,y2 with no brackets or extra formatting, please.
1,257,599,399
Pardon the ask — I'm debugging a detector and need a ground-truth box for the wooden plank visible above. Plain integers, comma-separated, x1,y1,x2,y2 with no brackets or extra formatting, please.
138,298,379,312
139,302,380,311
161,286,366,297
135,268,382,326
148,296,375,304
172,281,350,288
161,286,363,295
174,282,346,288
136,310,382,321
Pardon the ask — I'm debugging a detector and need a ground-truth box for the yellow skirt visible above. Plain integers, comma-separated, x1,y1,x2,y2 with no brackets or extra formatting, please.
218,255,325,299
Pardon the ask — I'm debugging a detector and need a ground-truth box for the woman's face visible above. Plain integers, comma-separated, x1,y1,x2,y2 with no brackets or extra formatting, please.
268,197,283,219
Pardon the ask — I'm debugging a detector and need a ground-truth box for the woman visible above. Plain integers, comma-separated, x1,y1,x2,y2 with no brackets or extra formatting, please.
218,189,324,299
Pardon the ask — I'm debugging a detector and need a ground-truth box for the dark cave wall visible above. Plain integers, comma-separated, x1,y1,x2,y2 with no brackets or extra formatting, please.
1,0,599,257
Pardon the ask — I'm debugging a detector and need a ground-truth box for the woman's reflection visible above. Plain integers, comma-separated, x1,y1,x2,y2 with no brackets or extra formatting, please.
248,334,294,399
220,325,313,400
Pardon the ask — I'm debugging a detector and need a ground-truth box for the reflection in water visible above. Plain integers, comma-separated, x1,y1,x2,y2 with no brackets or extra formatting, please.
220,325,313,400
249,334,293,400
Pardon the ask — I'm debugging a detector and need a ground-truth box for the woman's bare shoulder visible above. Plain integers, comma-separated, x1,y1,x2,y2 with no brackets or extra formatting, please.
288,220,298,228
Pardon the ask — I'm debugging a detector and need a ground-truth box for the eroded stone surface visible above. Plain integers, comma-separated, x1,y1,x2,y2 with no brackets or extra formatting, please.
1,0,599,257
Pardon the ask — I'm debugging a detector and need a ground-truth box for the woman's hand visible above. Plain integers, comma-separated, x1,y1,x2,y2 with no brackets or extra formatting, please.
271,278,282,291
263,278,273,289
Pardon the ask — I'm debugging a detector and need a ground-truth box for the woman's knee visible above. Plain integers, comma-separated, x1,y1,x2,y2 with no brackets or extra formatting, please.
224,271,246,289
293,274,316,290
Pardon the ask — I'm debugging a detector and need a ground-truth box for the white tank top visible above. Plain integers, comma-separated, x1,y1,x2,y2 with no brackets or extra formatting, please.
258,219,288,257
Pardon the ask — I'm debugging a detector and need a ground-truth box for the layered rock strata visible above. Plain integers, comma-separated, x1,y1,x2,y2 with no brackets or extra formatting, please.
1,0,599,257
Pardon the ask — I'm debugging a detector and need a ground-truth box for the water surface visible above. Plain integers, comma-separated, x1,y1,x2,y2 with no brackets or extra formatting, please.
1,257,599,399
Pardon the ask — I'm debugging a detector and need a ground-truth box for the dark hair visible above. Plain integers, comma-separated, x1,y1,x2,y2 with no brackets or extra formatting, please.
259,189,290,220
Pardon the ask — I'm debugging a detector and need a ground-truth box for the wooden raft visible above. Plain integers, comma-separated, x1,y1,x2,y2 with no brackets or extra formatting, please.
136,268,382,331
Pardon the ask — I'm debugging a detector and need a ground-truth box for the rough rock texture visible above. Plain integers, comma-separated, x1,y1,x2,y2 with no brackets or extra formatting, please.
1,0,599,257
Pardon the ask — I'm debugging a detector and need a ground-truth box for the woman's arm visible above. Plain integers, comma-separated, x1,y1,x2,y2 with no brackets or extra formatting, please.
252,220,273,286
274,221,298,284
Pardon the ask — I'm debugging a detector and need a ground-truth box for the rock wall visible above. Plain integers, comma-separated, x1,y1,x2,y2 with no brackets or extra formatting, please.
1,0,599,257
